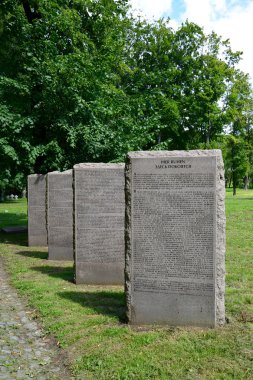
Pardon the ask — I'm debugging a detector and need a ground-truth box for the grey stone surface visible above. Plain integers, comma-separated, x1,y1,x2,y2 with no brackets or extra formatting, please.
74,163,125,284
28,174,47,247
47,170,73,261
125,150,226,327
0,257,73,379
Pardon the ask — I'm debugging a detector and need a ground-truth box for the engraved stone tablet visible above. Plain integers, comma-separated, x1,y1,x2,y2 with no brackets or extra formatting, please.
28,174,47,246
74,163,125,284
47,170,73,261
125,150,225,327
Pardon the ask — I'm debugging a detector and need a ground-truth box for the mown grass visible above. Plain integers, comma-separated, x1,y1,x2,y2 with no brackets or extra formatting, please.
0,198,27,228
0,192,252,380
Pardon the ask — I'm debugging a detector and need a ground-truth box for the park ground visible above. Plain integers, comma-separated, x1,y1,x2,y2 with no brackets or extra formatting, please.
0,189,252,379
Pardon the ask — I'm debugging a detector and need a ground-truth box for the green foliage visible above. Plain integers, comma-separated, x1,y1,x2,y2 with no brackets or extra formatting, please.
222,71,253,191
223,135,249,188
0,0,252,191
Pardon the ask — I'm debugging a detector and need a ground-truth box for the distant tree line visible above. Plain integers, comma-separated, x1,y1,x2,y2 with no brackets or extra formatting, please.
0,0,252,195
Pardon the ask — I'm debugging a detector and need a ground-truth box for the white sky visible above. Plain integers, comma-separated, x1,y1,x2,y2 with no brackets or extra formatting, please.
129,0,253,82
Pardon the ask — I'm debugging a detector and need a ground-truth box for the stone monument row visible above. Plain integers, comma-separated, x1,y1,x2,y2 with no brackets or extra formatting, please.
28,174,47,247
125,150,225,327
74,163,125,285
27,149,226,328
47,170,73,261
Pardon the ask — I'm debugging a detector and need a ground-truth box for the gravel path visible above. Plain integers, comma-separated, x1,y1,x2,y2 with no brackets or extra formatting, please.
0,257,74,380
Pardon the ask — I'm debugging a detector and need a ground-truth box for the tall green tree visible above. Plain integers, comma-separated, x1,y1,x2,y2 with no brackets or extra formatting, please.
0,0,132,190
223,71,253,195
120,19,243,150
0,1,251,192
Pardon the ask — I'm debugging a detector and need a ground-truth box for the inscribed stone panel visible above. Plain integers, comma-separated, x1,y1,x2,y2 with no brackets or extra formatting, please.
47,170,73,261
74,163,125,284
125,150,225,327
28,174,47,246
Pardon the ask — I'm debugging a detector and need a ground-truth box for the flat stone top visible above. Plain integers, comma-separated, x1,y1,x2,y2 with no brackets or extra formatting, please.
63,169,72,174
47,169,72,176
74,163,125,170
28,174,46,178
47,171,60,175
127,150,222,159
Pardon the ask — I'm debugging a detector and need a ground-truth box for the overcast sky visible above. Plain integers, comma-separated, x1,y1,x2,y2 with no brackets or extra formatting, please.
129,0,253,83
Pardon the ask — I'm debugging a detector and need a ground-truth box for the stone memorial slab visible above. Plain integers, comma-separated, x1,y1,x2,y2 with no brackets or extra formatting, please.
125,150,226,327
28,174,47,246
74,163,125,284
47,170,73,261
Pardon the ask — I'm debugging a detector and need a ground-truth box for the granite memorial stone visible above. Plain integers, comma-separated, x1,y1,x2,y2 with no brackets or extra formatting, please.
125,150,226,327
47,170,73,261
74,163,125,284
28,174,47,246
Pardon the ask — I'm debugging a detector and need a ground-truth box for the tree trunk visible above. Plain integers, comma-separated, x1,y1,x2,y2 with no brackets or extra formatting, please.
21,0,41,23
232,174,236,196
206,109,211,145
232,142,236,196
244,176,249,191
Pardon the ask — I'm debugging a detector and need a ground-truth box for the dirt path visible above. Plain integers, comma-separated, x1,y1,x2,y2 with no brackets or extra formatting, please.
0,257,74,380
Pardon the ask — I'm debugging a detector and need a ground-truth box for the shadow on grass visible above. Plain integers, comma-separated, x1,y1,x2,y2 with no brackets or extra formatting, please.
232,197,253,201
32,265,74,283
15,250,48,260
0,211,27,228
0,232,28,246
0,200,24,205
58,290,126,322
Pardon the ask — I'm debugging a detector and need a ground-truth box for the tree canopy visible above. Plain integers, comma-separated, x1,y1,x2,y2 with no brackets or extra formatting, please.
0,0,252,192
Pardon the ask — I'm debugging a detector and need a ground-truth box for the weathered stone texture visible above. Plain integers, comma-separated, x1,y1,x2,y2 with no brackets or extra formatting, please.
28,174,47,246
47,170,73,261
74,163,125,284
125,150,225,327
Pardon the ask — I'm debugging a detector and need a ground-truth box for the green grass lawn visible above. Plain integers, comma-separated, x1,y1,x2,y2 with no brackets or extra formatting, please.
0,191,252,380
0,198,27,228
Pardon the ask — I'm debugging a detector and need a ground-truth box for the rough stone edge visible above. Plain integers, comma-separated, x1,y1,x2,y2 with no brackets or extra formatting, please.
125,155,133,323
215,153,226,326
127,149,221,158
27,174,47,247
46,173,48,246
73,166,77,283
125,150,226,327
27,175,30,245
74,162,125,170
